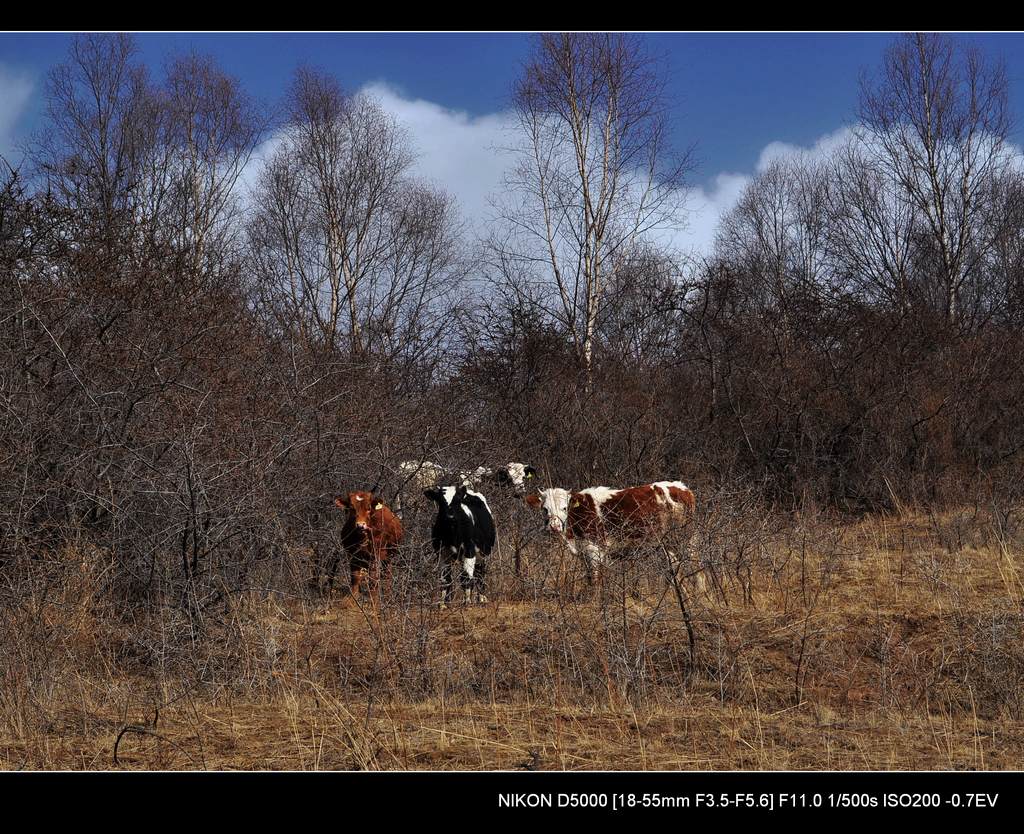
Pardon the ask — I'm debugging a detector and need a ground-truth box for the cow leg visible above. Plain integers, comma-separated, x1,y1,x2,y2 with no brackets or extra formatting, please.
693,567,707,596
439,560,453,609
587,546,608,601
579,543,603,594
595,561,606,601
367,558,382,607
577,550,594,588
461,550,477,605
324,550,342,594
475,556,488,604
557,539,577,598
662,548,680,597
665,545,706,598
349,564,367,602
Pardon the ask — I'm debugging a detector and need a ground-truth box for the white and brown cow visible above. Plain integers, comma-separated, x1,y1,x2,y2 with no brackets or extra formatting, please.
526,481,696,585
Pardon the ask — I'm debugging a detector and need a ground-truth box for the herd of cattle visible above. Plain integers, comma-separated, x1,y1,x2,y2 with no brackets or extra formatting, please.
333,460,697,607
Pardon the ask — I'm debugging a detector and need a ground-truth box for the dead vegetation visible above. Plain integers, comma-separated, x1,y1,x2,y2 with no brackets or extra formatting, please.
3,504,1023,771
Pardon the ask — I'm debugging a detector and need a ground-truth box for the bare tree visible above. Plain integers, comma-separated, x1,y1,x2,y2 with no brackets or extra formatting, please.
982,168,1024,324
161,52,266,273
596,243,686,364
248,69,463,359
492,33,690,387
34,34,160,252
858,32,1012,325
825,138,917,313
716,154,830,329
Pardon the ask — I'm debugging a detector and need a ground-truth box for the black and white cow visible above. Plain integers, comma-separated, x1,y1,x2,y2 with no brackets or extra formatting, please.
424,485,496,607
467,463,538,493
397,460,538,513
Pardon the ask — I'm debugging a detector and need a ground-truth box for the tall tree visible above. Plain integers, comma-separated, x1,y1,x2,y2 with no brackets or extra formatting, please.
493,33,690,387
716,154,830,326
35,33,157,253
161,52,266,273
858,32,1012,325
249,69,462,358
825,137,917,314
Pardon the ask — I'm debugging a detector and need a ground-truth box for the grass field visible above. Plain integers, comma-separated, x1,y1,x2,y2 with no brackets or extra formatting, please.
2,507,1024,770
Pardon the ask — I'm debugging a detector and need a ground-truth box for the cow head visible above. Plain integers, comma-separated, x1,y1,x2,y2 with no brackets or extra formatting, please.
497,462,538,492
424,486,456,517
425,486,472,537
526,487,570,535
334,491,385,531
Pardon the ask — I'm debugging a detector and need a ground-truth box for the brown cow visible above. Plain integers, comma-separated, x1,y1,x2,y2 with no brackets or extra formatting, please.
526,481,696,585
333,491,403,602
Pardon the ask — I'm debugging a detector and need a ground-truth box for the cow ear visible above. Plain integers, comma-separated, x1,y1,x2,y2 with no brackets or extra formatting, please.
334,495,350,510
423,488,439,502
374,501,384,511
525,467,536,480
525,494,542,509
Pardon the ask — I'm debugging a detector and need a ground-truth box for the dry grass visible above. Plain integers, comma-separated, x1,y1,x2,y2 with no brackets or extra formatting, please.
2,508,1024,770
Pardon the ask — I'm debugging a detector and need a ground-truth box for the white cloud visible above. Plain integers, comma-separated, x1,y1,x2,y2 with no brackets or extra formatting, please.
238,128,287,201
364,81,745,257
364,83,868,259
241,81,514,230
755,126,856,173
674,172,751,258
361,81,513,228
0,64,33,166
672,127,861,259
245,82,865,259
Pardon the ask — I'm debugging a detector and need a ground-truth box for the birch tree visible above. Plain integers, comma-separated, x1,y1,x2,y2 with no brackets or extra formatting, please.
248,69,463,359
492,33,690,386
162,52,265,273
858,33,1011,326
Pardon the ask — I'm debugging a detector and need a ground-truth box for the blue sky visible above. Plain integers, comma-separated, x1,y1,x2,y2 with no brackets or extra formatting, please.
4,32,1024,252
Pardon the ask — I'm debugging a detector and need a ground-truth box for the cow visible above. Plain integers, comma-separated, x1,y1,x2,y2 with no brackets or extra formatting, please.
472,463,539,493
333,491,404,603
439,463,539,496
424,485,496,607
526,481,696,588
395,460,537,513
398,459,446,490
